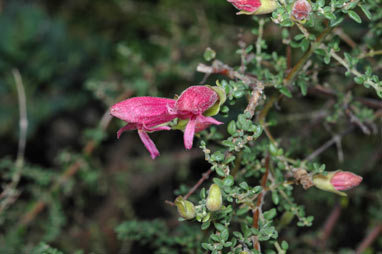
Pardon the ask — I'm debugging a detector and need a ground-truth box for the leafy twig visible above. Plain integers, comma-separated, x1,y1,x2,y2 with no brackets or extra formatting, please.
184,169,213,200
283,26,333,87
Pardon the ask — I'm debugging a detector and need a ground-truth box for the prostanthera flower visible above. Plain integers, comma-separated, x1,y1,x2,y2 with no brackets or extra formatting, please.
170,86,223,150
110,97,176,159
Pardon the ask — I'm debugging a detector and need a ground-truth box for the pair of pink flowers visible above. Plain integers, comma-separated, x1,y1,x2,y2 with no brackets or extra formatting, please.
110,86,224,159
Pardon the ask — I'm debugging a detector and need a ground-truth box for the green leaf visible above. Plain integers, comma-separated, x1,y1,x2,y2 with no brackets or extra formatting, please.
201,221,211,230
330,17,344,27
324,12,336,20
301,39,309,52
221,228,229,241
227,120,237,135
223,175,234,186
281,240,289,250
272,191,279,205
348,10,362,23
359,5,372,20
354,76,364,85
236,206,250,216
201,243,212,250
214,223,226,232
263,208,277,220
279,86,292,98
239,181,249,190
203,47,216,62
216,167,226,177
211,151,224,162
294,34,305,41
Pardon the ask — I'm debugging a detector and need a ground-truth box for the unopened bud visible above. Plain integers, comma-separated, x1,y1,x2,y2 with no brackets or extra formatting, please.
206,184,223,212
292,0,312,21
330,171,363,191
175,196,196,220
313,170,362,196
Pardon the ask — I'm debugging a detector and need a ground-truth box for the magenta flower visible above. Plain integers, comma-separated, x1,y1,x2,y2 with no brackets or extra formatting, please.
227,0,277,15
330,171,363,191
110,97,176,159
227,0,261,13
292,0,312,20
170,86,223,150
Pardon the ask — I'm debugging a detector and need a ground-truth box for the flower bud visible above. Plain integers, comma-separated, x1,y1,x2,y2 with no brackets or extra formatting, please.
330,171,363,191
292,0,312,21
206,184,223,212
174,196,196,220
313,170,362,196
227,0,277,15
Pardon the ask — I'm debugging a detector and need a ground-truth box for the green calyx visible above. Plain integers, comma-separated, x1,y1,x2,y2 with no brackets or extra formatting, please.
312,171,347,197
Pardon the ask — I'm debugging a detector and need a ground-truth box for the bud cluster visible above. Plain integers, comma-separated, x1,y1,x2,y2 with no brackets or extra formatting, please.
174,183,223,220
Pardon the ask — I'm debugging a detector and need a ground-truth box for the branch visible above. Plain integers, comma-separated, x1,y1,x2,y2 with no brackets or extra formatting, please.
197,59,260,86
355,224,382,254
252,155,270,252
317,204,342,248
283,26,333,87
184,169,213,200
323,45,382,94
13,69,28,169
303,126,354,162
0,69,28,214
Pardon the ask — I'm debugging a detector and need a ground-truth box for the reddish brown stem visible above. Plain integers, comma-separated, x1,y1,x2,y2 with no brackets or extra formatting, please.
184,169,213,200
318,204,342,248
252,155,270,251
355,224,382,254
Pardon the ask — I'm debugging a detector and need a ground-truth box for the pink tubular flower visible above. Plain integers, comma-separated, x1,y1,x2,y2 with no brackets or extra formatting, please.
110,97,176,159
330,171,363,191
227,0,261,13
292,0,312,20
170,86,223,150
227,0,277,15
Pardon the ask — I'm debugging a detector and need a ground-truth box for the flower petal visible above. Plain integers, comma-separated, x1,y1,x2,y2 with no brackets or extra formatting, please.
198,115,223,126
330,171,363,191
117,124,137,139
137,130,160,159
227,0,261,13
144,125,172,132
110,97,176,126
175,86,218,116
184,116,197,150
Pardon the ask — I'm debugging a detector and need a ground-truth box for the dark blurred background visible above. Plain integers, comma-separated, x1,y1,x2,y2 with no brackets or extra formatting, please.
0,0,381,253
